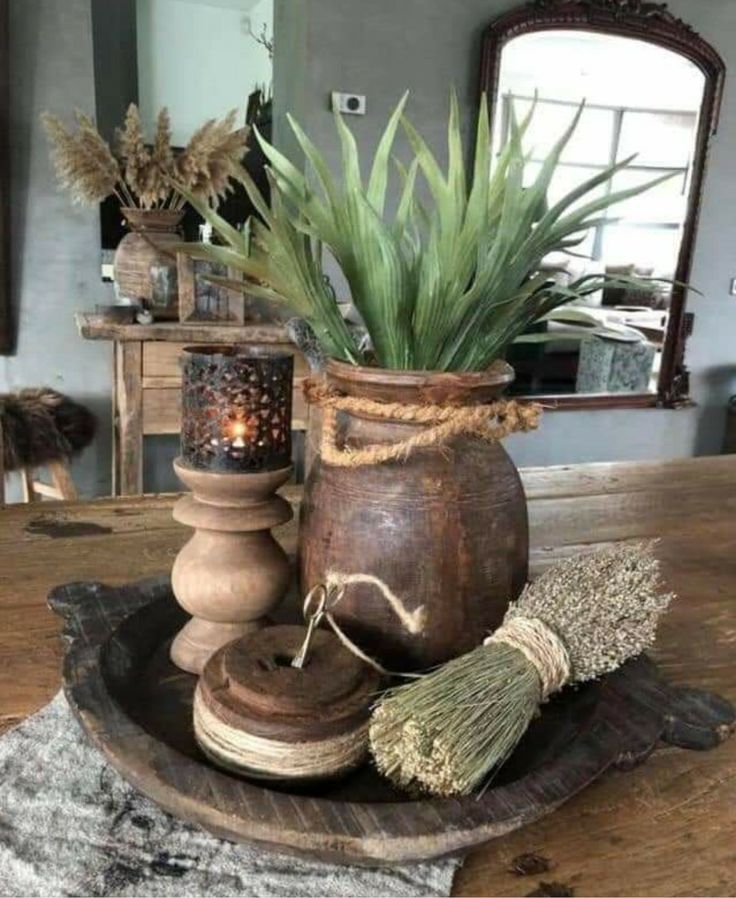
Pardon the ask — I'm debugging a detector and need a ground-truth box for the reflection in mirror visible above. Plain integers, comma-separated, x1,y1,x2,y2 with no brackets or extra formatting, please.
494,31,705,397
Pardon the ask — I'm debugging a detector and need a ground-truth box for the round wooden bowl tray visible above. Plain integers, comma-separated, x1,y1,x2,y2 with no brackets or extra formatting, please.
48,576,734,866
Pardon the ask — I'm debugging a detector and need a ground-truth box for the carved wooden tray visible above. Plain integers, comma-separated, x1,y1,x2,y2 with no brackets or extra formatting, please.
49,577,735,866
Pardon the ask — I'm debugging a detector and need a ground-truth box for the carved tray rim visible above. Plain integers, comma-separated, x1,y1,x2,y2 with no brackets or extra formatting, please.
49,576,735,866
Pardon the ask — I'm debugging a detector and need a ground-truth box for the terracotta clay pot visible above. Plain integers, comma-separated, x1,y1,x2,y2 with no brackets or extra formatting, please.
113,208,184,315
299,358,529,670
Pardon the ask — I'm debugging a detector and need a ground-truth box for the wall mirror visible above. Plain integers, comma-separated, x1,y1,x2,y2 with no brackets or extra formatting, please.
480,0,725,408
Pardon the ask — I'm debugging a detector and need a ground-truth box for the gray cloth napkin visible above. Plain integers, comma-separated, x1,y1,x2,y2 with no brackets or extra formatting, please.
0,693,459,897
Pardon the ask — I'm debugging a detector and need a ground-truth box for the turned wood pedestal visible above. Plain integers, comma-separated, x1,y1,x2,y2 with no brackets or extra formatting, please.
170,458,293,674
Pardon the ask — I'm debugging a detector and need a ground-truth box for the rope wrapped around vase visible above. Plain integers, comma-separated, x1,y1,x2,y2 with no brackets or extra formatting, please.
303,378,542,468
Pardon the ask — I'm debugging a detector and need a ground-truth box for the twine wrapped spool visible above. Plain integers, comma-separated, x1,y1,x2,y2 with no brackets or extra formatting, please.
194,625,381,781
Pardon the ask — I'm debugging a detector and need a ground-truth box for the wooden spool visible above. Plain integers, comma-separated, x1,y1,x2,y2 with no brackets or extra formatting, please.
194,625,382,781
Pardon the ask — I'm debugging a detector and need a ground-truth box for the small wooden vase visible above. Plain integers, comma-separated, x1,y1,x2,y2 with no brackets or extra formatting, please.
194,625,381,781
170,458,293,674
113,208,183,312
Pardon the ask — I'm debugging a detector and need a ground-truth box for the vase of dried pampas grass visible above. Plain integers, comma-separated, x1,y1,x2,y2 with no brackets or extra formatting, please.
41,103,249,318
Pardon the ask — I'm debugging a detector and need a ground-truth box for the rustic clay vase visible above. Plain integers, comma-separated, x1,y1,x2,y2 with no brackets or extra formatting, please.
113,208,184,315
300,358,529,670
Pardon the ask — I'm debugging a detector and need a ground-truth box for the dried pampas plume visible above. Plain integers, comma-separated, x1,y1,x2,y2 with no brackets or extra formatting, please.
175,109,249,206
138,107,174,208
41,111,121,206
43,103,248,211
116,103,151,203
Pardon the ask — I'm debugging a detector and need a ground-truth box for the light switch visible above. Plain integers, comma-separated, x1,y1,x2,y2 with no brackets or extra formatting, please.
730,277,736,296
332,92,367,115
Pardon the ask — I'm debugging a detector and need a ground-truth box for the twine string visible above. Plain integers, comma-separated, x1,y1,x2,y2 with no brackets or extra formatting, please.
194,686,369,779
293,575,424,678
484,616,571,700
304,379,541,468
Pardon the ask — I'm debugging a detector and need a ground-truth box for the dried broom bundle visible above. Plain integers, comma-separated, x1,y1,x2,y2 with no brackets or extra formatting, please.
370,541,673,796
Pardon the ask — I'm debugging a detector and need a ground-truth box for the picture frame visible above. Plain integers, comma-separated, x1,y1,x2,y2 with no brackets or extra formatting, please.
177,253,246,325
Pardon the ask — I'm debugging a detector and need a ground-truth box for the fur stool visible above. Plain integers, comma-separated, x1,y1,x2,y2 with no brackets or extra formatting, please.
0,389,97,504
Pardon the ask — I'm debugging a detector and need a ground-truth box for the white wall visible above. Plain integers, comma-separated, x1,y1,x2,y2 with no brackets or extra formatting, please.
137,0,272,145
274,0,736,465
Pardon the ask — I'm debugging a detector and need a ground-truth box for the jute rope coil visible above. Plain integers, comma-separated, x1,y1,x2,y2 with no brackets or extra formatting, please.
304,379,542,468
193,685,369,779
484,616,571,699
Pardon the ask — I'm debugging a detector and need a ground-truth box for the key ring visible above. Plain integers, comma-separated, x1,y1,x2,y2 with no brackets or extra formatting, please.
290,584,329,669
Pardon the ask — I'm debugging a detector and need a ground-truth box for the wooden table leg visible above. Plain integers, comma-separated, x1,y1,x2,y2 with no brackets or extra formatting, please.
112,341,119,496
115,341,144,496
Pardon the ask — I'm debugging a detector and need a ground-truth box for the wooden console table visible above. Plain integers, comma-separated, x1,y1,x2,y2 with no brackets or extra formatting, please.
76,313,308,496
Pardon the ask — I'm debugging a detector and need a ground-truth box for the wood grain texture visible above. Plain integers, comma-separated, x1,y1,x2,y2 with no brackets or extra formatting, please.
301,360,529,668
142,340,310,381
76,312,291,344
115,340,143,495
0,457,734,889
48,579,734,866
170,461,294,674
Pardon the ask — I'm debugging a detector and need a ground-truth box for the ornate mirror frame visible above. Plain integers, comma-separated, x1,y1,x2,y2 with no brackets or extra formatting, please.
480,0,726,409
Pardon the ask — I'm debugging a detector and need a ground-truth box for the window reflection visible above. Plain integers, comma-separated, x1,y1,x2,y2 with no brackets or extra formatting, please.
495,32,705,396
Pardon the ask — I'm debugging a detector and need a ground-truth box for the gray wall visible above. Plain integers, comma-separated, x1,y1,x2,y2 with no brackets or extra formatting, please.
5,0,113,500
274,0,736,466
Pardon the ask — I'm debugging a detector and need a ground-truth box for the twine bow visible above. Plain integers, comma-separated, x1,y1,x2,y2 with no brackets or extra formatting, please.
304,379,541,467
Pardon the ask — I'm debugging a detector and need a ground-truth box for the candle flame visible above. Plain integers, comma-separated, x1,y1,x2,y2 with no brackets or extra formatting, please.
230,421,248,439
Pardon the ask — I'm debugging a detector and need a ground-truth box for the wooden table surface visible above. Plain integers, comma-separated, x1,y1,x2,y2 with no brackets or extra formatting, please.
0,455,734,897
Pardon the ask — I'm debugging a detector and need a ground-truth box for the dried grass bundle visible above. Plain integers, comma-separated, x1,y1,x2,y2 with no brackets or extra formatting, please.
41,111,122,205
370,542,674,796
42,104,248,212
117,103,151,203
175,109,249,207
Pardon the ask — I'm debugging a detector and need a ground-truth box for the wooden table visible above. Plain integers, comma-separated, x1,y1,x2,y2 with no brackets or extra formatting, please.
76,313,308,496
1,455,734,896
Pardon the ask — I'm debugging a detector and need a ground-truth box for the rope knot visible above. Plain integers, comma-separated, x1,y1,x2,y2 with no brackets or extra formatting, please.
304,376,541,468
484,616,570,699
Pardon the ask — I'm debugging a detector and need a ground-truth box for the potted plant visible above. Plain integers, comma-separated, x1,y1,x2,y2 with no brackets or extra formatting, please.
42,105,248,317
174,93,674,668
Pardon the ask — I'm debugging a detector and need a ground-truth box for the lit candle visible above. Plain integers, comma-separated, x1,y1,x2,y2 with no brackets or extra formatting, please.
230,420,248,448
180,346,294,473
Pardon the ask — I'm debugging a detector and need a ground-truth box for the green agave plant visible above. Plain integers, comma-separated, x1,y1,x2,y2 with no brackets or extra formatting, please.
174,94,675,372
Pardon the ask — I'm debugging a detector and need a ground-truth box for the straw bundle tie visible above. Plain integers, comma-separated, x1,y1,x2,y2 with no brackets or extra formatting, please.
304,379,541,467
485,617,570,700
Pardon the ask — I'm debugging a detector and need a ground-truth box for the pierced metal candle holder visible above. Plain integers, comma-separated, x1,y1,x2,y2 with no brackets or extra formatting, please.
171,346,295,675
181,345,293,474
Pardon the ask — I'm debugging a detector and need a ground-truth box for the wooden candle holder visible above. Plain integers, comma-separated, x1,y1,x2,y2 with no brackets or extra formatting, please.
170,457,293,675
